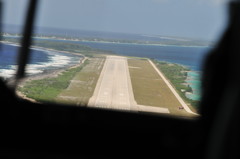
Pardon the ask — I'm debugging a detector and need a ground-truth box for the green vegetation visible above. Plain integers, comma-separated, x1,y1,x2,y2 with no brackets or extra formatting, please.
32,40,113,57
153,60,199,111
18,61,88,103
56,58,105,105
33,40,92,52
128,58,195,116
18,58,105,105
3,34,200,112
2,32,212,47
2,37,113,57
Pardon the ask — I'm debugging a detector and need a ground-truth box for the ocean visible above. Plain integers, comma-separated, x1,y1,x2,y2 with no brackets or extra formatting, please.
0,40,211,101
71,41,209,71
0,43,81,79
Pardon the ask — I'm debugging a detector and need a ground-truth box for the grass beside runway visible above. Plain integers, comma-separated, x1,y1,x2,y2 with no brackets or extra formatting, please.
18,55,196,116
153,60,199,113
18,58,105,105
18,61,88,103
56,58,105,105
128,58,195,116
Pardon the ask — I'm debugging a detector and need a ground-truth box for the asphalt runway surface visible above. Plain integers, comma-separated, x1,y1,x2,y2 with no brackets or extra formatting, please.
88,56,134,110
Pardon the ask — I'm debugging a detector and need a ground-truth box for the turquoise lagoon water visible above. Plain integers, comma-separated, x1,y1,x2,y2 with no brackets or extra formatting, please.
186,71,202,101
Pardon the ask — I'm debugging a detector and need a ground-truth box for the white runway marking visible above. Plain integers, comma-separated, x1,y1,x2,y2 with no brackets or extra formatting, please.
88,56,132,110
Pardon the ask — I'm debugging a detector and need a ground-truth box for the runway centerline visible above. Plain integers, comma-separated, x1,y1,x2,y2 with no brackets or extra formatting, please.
88,56,133,110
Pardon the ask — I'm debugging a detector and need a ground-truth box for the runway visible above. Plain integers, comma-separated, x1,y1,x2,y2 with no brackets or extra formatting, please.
88,56,136,110
88,56,170,114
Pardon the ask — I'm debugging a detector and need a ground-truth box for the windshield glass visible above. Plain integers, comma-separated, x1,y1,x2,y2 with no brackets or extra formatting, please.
1,0,229,117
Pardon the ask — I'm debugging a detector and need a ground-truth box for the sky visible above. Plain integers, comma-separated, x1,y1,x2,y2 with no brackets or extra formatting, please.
2,0,231,40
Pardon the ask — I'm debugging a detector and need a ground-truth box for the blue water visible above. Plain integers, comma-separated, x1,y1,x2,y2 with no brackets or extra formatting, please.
71,41,210,71
186,72,202,101
0,40,211,101
0,44,49,68
0,43,80,78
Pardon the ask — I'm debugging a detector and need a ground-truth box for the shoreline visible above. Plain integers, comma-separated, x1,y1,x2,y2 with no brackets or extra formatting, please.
2,35,211,48
16,54,86,86
0,41,85,80
149,59,198,115
0,41,87,100
16,56,86,102
39,38,210,48
0,40,85,57
185,72,201,101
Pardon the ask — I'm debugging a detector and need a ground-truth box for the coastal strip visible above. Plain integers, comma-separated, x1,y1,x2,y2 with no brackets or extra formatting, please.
17,58,88,103
148,59,199,115
0,40,85,57
0,41,85,79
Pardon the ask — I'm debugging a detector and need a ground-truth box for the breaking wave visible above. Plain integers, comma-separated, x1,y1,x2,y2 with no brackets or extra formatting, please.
0,43,81,79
